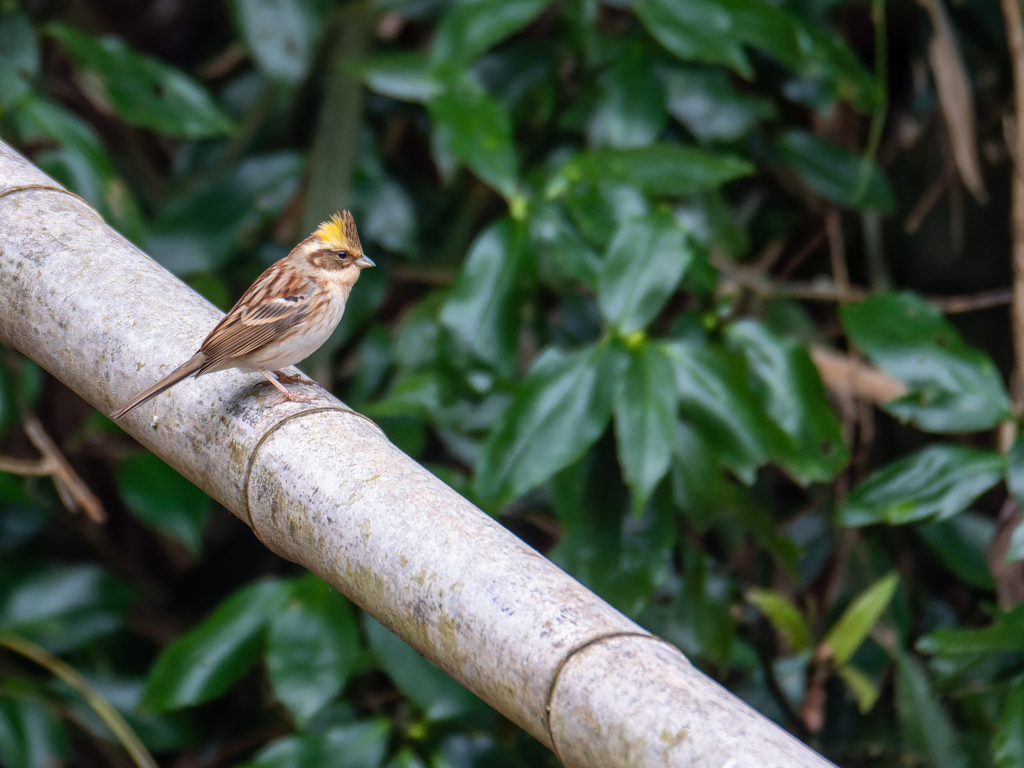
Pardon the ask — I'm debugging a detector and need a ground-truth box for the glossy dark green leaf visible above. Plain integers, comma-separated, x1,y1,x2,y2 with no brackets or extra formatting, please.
1008,438,1024,511
117,454,212,556
917,609,1024,655
915,513,995,590
551,144,753,198
240,720,391,768
430,0,550,77
474,341,628,507
772,130,893,211
661,341,770,484
47,23,234,138
231,0,322,85
529,202,601,287
143,580,290,712
797,27,875,112
0,13,39,109
638,554,735,669
440,216,527,376
552,439,675,617
588,43,666,148
839,446,1005,527
562,180,651,247
635,0,753,76
823,572,898,665
353,53,440,104
0,565,133,653
664,68,775,144
614,345,677,512
895,651,969,768
841,292,1012,432
0,697,69,768
598,210,693,335
266,575,361,728
428,88,518,199
363,616,482,721
148,152,303,274
725,319,847,484
994,684,1024,768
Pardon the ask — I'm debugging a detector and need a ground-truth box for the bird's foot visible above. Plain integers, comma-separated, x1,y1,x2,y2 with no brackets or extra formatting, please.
261,370,319,406
271,369,307,386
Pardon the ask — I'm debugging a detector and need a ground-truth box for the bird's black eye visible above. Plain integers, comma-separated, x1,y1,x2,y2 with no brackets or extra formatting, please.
336,250,348,259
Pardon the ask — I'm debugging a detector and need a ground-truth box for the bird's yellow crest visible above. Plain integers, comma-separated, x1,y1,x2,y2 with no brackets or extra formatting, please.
315,211,363,254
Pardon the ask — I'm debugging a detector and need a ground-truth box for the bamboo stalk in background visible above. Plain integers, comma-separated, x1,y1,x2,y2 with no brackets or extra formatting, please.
0,140,835,768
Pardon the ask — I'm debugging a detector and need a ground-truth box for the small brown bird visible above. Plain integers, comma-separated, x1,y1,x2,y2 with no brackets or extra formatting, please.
110,211,374,420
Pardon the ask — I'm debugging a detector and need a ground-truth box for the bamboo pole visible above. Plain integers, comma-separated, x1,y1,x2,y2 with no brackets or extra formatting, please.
0,141,835,768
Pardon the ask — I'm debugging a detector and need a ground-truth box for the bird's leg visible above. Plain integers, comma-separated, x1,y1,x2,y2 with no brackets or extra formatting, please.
261,370,317,406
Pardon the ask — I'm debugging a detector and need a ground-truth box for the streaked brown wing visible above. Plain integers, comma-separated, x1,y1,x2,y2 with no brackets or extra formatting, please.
198,279,315,371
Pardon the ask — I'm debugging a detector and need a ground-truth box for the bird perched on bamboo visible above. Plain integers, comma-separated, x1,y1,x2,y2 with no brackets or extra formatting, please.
110,211,374,420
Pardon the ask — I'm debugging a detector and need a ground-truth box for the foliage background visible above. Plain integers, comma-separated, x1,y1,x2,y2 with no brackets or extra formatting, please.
3,0,1024,765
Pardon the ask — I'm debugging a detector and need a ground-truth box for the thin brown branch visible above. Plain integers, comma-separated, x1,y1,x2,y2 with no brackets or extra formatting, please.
1004,0,1024,412
0,415,108,523
826,209,853,303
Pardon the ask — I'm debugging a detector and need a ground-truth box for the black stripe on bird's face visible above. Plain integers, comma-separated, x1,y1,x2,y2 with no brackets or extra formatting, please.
310,248,359,271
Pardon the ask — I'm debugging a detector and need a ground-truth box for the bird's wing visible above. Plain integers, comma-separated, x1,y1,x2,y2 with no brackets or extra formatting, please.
198,276,315,371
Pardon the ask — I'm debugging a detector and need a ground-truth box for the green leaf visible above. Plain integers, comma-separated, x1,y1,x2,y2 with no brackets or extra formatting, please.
772,129,893,211
614,345,677,513
440,216,527,376
635,0,753,76
529,202,601,287
474,341,628,507
915,513,995,590
428,87,518,199
47,23,234,138
363,616,482,721
841,292,1013,432
835,663,880,714
117,454,212,556
266,575,361,728
994,683,1024,768
148,152,303,274
0,697,69,768
839,446,1005,527
746,589,811,653
143,580,290,712
551,144,754,198
917,609,1024,655
551,444,675,617
823,572,898,665
0,565,134,653
895,650,969,768
598,210,693,335
663,68,775,144
0,13,39,109
352,53,440,104
231,0,322,85
725,319,847,485
588,43,666,148
430,0,550,78
661,341,770,484
240,720,391,768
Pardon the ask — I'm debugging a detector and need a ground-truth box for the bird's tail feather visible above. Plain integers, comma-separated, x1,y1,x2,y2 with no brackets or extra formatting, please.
109,353,206,420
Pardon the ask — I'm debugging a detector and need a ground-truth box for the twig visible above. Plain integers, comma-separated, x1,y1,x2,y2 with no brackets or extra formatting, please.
712,254,1012,313
1002,0,1024,412
0,633,158,768
903,167,952,234
0,415,107,523
825,209,853,303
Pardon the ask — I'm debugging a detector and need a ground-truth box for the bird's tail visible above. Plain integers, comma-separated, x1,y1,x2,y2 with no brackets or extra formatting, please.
109,353,206,420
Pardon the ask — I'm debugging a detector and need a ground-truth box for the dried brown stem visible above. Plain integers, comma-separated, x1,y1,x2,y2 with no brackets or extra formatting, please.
809,348,908,405
0,415,107,523
1003,0,1024,411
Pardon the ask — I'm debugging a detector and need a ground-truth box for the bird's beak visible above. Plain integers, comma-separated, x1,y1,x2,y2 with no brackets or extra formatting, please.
355,255,375,269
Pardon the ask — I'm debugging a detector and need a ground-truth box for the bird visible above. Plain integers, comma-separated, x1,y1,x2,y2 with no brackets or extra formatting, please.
109,210,374,420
